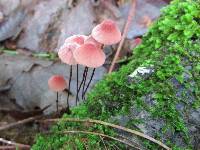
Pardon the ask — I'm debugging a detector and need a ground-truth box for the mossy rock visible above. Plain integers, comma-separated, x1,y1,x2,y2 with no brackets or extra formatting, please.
33,0,200,149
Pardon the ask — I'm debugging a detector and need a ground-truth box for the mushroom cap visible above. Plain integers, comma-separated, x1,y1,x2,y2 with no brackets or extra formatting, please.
58,43,79,65
84,35,102,49
65,35,88,45
48,75,67,92
92,19,121,45
134,38,142,45
73,43,106,68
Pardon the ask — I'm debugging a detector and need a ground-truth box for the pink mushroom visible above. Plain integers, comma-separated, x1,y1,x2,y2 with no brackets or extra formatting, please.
48,75,67,112
59,36,85,110
92,19,121,45
58,43,79,65
48,75,67,92
65,35,88,45
84,35,102,49
74,43,106,98
130,38,142,49
73,43,106,68
134,38,142,45
58,43,76,113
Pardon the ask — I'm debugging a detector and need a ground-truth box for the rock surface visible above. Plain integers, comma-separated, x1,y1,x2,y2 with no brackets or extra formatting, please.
120,64,200,149
0,54,106,113
120,0,168,39
0,0,168,51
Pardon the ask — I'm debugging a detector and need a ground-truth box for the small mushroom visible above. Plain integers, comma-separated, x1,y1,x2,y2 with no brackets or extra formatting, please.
73,43,105,68
65,34,87,45
130,38,142,49
59,35,87,108
48,75,67,112
73,43,106,99
48,75,67,92
92,19,121,45
84,35,102,49
58,43,78,65
65,35,88,105
58,42,79,112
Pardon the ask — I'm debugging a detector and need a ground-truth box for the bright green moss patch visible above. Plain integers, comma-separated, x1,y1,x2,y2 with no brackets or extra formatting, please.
33,0,200,149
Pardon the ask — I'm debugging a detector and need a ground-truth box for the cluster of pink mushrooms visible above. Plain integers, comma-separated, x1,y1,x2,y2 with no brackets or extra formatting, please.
48,19,122,113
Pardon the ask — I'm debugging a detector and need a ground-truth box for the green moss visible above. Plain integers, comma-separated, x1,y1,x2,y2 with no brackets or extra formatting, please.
32,0,200,149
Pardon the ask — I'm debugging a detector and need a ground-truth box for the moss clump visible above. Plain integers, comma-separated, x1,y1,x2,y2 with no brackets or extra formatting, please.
33,0,200,149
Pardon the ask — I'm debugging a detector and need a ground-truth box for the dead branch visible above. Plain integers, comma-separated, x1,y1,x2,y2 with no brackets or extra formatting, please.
45,130,141,150
0,104,51,120
0,115,42,131
108,0,136,73
0,138,30,150
99,136,108,150
0,85,11,92
0,146,16,150
40,118,171,150
101,0,122,18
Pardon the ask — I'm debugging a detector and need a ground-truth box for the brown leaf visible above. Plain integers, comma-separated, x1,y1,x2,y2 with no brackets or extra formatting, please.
139,15,152,28
5,40,17,50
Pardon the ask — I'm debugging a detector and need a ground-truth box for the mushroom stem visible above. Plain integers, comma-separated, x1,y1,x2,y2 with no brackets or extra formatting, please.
77,67,88,101
83,68,96,99
66,65,72,113
82,67,88,99
75,64,79,106
56,92,59,113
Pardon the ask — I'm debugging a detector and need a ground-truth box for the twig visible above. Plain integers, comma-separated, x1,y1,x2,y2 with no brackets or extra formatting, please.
45,130,139,149
0,85,11,92
105,56,132,65
99,136,108,150
117,134,142,150
101,0,122,18
0,105,50,120
112,142,121,150
40,118,171,150
0,146,16,150
0,115,42,131
0,138,30,149
108,0,136,73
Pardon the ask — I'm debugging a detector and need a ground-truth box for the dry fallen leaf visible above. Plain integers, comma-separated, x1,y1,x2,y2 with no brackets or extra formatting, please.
17,49,33,56
5,40,17,50
0,11,3,23
116,0,126,6
139,15,152,28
